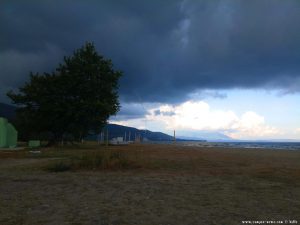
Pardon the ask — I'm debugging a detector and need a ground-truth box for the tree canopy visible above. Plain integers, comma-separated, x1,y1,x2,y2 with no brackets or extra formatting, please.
7,42,122,143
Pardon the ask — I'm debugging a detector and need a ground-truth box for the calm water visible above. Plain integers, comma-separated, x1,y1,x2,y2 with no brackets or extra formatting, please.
176,141,300,150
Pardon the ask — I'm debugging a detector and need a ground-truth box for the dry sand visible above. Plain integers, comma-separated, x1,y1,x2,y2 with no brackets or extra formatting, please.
0,144,299,225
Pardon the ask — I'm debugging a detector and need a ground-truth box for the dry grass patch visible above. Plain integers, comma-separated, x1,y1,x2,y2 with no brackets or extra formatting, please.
47,150,140,172
1,143,300,225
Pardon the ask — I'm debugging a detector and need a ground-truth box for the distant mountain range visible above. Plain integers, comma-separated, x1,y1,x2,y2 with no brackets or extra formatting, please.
88,123,177,142
90,124,238,142
178,131,232,141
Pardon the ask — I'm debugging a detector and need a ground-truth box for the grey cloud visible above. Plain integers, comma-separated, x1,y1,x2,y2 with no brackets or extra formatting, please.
1,0,300,105
111,102,148,120
188,90,228,100
154,110,176,117
0,45,63,84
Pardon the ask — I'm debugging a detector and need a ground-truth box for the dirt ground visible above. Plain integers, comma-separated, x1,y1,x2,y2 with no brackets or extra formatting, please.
0,144,299,225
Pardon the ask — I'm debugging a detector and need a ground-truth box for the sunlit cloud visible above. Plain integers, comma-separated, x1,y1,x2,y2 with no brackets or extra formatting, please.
112,100,281,140
147,101,238,131
227,112,280,139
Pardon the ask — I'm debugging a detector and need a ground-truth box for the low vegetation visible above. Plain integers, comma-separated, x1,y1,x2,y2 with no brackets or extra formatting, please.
47,150,139,172
0,143,300,225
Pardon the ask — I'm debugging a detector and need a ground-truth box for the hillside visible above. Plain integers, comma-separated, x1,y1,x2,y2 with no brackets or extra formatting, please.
89,124,176,142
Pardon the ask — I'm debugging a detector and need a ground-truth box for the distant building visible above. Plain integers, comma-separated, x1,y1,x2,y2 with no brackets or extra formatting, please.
110,137,127,145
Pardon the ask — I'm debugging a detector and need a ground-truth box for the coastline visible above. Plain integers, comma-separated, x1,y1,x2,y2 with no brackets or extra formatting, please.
148,140,300,151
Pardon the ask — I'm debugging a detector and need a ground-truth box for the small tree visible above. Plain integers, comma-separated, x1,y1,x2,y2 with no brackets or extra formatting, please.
7,42,122,144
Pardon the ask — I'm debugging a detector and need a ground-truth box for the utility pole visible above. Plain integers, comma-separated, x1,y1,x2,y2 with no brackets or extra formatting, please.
106,129,109,146
174,130,176,142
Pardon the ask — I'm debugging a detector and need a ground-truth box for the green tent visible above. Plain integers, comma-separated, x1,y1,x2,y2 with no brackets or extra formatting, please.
0,117,18,148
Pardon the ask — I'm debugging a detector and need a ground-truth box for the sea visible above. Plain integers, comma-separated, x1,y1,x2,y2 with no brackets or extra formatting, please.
152,141,300,151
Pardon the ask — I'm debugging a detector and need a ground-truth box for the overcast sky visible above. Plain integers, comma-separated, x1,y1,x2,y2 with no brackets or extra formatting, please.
1,0,300,139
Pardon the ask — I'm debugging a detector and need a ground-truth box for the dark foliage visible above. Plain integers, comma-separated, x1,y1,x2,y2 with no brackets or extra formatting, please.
7,42,122,143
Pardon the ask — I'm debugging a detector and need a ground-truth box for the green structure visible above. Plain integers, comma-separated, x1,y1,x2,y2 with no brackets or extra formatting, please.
0,117,18,148
28,140,41,148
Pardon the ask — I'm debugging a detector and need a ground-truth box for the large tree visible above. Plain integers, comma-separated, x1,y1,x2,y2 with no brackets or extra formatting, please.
7,42,122,144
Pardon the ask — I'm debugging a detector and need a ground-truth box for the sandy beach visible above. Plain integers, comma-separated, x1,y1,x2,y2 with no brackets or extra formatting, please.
0,143,299,225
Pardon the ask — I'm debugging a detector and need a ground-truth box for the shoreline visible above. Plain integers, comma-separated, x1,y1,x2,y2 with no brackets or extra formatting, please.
145,141,300,151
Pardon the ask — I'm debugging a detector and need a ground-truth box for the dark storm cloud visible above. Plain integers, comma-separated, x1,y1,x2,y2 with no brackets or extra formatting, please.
112,102,148,120
1,0,300,104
